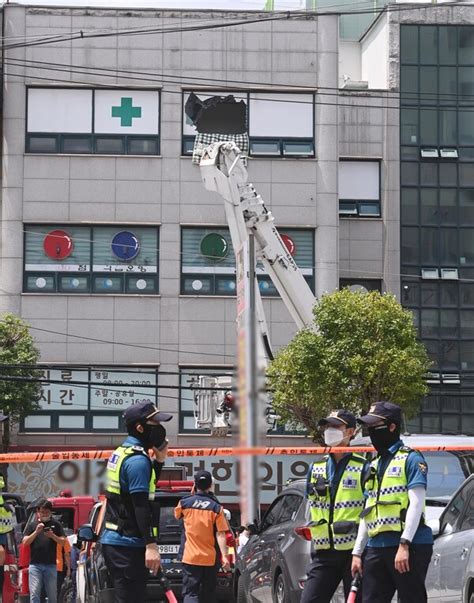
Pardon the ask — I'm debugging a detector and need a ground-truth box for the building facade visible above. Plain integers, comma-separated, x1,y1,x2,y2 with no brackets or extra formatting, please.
3,3,470,497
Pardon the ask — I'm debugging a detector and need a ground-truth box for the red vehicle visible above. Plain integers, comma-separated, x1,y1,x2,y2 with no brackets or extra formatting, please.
18,490,96,603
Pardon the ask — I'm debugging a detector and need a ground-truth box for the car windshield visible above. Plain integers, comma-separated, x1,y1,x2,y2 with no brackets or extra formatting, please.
157,495,183,537
424,451,473,498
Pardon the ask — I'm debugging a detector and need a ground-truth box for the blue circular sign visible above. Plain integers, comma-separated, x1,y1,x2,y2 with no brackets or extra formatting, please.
111,231,140,261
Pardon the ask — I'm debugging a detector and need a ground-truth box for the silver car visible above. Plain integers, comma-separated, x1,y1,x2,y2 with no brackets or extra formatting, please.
426,474,474,603
234,479,311,603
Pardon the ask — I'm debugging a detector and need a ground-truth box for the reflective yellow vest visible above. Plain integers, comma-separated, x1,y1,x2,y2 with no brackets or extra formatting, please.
0,475,13,535
362,446,424,538
105,445,158,538
308,454,366,551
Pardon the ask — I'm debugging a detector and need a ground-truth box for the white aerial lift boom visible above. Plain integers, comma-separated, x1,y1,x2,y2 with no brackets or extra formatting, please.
192,141,317,435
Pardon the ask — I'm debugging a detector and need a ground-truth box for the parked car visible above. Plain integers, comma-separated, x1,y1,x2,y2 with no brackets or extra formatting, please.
234,478,310,603
78,481,236,602
426,474,474,602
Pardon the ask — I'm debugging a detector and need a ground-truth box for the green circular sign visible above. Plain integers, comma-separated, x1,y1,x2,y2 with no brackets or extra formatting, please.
200,233,228,261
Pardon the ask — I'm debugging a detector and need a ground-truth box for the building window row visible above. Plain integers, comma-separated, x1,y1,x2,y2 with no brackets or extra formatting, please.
26,88,316,158
23,224,315,297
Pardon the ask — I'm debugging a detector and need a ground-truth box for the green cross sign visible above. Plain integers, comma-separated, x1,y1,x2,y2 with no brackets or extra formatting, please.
111,97,142,127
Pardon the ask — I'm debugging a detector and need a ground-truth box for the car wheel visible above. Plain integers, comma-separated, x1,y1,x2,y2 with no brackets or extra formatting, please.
273,572,288,603
236,575,248,603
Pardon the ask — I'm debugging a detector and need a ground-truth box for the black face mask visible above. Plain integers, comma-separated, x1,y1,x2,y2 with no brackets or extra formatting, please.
368,424,399,453
137,423,167,449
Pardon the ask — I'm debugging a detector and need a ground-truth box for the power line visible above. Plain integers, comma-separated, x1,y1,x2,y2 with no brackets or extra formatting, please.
1,2,466,52
5,55,474,104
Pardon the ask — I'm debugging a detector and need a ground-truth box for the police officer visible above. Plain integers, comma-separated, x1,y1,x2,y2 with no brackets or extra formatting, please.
0,412,11,600
301,410,366,603
351,401,433,603
101,401,172,603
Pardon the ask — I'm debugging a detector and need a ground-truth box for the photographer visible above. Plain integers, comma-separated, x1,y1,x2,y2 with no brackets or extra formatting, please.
22,499,66,603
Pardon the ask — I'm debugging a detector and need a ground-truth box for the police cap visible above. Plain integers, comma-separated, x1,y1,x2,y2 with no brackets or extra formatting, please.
358,401,402,426
123,401,172,426
318,409,356,428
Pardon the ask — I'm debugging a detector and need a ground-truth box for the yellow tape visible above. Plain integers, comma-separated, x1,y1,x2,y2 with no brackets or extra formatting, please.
1,445,473,464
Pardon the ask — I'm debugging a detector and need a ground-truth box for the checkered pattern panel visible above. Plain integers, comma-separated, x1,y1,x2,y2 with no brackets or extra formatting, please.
192,132,249,165
310,500,331,510
367,517,400,531
346,464,363,473
333,500,365,510
333,535,357,545
379,485,408,496
313,537,331,546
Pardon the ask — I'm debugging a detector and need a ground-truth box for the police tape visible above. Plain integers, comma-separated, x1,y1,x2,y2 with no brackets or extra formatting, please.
0,445,473,464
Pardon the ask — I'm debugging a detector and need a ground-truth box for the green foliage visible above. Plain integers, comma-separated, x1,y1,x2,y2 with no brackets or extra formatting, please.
0,313,41,449
267,289,431,440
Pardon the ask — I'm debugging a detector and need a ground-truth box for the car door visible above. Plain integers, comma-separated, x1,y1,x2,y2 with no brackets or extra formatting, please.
431,478,474,601
248,497,285,603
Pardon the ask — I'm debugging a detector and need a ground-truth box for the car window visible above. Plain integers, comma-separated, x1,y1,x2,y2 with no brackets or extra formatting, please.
52,507,75,532
158,496,182,536
89,504,102,532
260,498,285,532
424,451,472,498
440,480,473,534
457,484,474,533
277,495,303,524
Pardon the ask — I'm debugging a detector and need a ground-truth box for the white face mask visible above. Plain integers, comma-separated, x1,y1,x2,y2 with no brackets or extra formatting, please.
324,427,345,447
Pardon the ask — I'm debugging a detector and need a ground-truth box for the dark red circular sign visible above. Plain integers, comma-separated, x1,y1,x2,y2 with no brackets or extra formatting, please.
281,234,296,257
43,230,73,260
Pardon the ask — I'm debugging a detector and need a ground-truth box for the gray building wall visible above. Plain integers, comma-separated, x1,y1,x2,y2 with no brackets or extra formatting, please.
0,6,393,452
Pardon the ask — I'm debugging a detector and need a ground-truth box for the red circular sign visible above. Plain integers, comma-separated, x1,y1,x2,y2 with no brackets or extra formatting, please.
43,230,74,260
281,234,296,257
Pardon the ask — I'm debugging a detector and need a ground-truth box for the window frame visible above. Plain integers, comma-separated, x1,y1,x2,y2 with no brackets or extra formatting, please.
181,90,315,159
339,159,382,218
25,86,161,156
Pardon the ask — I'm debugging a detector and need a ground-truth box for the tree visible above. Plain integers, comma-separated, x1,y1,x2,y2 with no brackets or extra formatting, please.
267,289,431,440
0,313,41,451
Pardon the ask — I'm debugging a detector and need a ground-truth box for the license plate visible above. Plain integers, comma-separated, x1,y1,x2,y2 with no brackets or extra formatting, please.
158,544,180,554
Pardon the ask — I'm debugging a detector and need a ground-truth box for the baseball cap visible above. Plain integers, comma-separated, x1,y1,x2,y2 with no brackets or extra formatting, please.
123,401,172,426
358,401,402,426
318,409,356,429
194,470,212,491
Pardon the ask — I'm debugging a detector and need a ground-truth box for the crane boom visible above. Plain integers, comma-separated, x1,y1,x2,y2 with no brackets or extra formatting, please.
200,141,316,332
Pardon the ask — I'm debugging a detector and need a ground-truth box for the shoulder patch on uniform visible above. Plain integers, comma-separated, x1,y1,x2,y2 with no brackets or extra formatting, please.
107,453,120,470
399,446,413,453
387,465,402,478
418,462,427,474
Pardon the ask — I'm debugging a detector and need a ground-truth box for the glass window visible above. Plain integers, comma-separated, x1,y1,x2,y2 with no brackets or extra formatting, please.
282,141,314,157
401,282,419,306
26,135,58,153
249,93,314,139
439,67,457,105
401,25,419,64
420,189,438,225
277,495,302,524
460,310,474,337
401,189,418,225
440,310,458,338
458,490,474,532
459,111,474,145
339,161,380,201
460,190,474,224
424,340,439,368
92,415,120,430
460,283,474,306
439,110,457,145
401,227,419,264
61,136,93,154
460,230,474,265
439,228,458,265
261,498,285,531
95,137,125,154
401,162,419,186
420,162,438,187
26,87,160,155
421,309,439,337
460,340,474,369
440,482,471,533
179,368,233,434
439,189,457,225
459,27,474,65
181,227,314,297
400,66,419,105
440,283,458,307
442,340,459,369
439,165,457,189
58,415,85,430
439,27,457,65
419,26,438,65
23,415,51,430
401,109,419,144
459,67,474,103
421,283,438,307
460,164,474,187
401,146,419,161
421,228,439,264
249,141,280,156
419,66,438,104
23,225,159,294
420,110,438,146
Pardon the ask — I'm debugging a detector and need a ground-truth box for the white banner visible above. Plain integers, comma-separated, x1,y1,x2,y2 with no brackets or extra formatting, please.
94,90,159,134
27,88,93,133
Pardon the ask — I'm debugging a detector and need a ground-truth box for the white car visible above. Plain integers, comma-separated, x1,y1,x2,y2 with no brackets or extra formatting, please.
426,474,474,602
